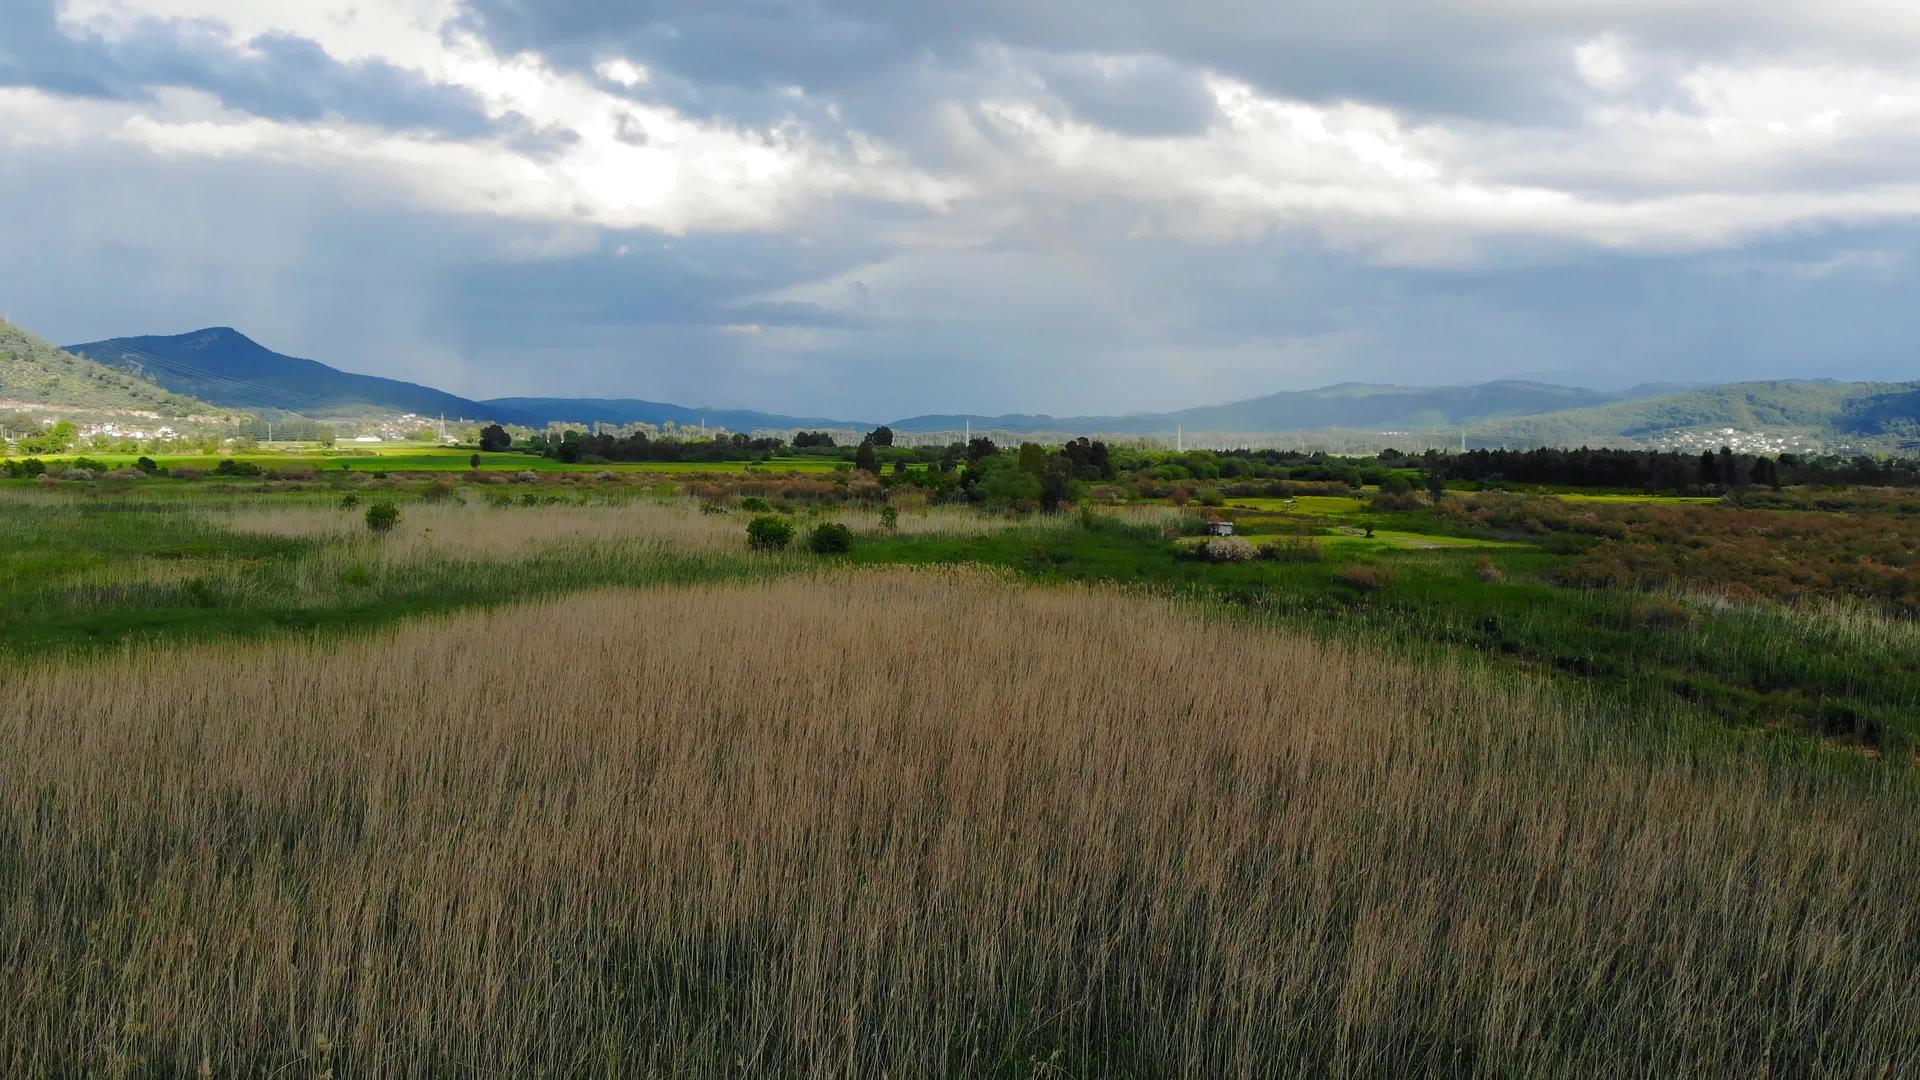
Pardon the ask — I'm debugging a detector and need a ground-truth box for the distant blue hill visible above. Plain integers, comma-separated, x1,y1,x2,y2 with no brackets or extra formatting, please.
889,381,1666,434
61,325,1913,447
481,397,874,431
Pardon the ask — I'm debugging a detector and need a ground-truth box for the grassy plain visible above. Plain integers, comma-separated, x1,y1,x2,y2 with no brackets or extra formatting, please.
3,474,1918,1073
5,573,1916,1075
34,444,848,473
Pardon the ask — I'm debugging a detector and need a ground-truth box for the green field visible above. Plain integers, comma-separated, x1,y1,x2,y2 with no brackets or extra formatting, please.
29,445,847,474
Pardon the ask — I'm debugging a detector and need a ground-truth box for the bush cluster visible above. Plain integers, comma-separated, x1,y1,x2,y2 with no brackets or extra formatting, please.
747,514,795,551
807,522,854,555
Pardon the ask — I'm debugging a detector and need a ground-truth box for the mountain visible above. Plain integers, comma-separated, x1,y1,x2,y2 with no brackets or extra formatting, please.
66,328,495,419
1,319,214,416
889,381,1663,435
48,324,1920,449
482,397,874,431
1470,380,1920,448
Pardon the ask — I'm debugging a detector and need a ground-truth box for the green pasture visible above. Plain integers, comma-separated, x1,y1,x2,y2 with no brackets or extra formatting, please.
24,447,846,474
1224,495,1371,514
1316,529,1531,551
1549,492,1721,505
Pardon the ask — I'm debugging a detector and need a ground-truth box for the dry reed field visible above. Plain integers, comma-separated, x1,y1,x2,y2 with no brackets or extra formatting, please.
3,570,1916,1076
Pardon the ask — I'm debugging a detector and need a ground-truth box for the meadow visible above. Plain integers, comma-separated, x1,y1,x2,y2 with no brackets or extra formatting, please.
5,573,1916,1075
2,467,1917,1073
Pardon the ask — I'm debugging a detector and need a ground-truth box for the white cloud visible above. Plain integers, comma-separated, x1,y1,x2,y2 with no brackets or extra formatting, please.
1574,34,1632,92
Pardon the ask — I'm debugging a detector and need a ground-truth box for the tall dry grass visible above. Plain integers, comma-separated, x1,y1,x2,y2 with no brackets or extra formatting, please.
2,571,1915,1075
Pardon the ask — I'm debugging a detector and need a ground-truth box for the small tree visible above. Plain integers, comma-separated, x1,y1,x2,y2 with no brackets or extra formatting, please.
478,424,512,452
746,514,795,550
867,425,895,447
469,453,482,469
854,440,880,475
879,504,899,531
134,456,158,474
365,501,400,534
807,522,854,554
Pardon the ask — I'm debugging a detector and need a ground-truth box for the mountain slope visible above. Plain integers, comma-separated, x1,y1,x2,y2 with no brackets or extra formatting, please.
889,381,1650,435
483,397,873,431
67,328,494,419
1471,380,1920,447
1,320,214,416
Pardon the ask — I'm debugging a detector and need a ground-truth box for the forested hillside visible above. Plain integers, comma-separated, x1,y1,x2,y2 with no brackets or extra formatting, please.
0,320,211,415
1472,380,1920,448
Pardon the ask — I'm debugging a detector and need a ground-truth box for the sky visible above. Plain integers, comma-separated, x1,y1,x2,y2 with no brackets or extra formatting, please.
3,0,1919,419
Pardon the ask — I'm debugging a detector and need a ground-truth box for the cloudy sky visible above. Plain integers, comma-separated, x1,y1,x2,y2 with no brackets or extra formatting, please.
3,0,1918,418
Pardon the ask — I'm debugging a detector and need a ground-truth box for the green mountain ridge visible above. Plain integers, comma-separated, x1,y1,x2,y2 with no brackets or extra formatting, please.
1,320,215,417
1472,380,1920,449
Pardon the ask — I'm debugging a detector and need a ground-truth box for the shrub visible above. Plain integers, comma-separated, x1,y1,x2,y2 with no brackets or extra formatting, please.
1369,492,1425,512
1196,488,1225,508
879,505,899,531
1198,537,1256,563
1259,536,1323,563
807,522,854,555
514,471,540,483
1337,564,1393,593
747,514,795,551
68,457,108,473
1472,557,1505,582
365,502,401,534
421,481,457,503
215,459,264,477
740,496,771,512
340,494,361,509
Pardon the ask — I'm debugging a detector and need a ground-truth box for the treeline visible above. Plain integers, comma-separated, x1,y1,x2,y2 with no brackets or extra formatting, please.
522,428,791,464
1410,446,1920,491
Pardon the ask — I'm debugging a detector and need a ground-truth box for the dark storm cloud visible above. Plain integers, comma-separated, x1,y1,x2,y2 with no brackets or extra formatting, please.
455,1,1920,131
6,135,1920,419
454,0,1610,128
0,0,495,135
